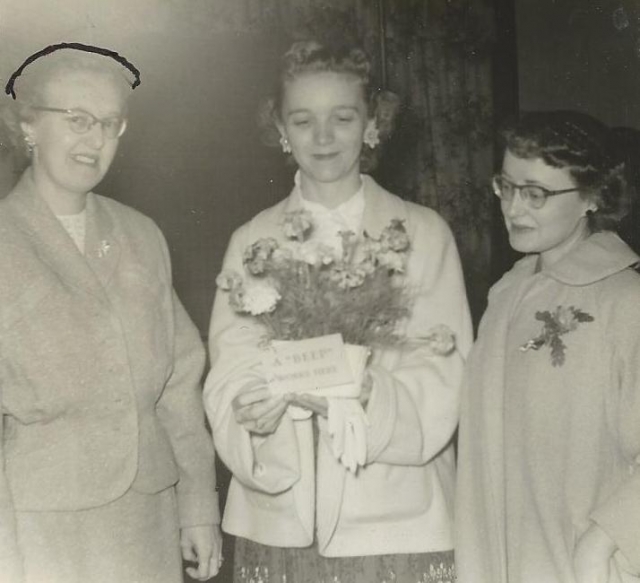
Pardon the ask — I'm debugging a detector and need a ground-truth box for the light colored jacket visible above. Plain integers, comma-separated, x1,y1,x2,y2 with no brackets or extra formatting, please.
456,232,640,583
0,173,219,580
204,176,472,556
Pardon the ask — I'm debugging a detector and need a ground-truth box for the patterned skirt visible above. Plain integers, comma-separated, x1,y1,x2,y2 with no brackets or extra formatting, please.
233,536,455,583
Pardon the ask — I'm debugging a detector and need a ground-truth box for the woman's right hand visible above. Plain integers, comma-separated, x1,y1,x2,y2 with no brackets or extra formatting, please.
231,385,289,435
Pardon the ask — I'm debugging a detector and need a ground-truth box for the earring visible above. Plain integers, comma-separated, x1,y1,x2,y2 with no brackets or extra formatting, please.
363,125,380,149
279,135,292,154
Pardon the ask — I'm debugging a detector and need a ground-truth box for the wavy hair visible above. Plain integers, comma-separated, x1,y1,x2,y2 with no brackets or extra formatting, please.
258,39,400,173
501,110,631,232
0,49,132,161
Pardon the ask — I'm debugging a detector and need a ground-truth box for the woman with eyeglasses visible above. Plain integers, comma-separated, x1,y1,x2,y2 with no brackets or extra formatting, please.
455,110,640,583
0,48,221,582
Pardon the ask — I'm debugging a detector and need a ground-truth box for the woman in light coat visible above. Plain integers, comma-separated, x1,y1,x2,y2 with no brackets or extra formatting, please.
205,37,472,583
455,110,640,583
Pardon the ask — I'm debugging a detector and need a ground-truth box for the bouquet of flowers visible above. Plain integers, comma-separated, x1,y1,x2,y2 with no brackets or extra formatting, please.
216,209,412,347
218,210,459,472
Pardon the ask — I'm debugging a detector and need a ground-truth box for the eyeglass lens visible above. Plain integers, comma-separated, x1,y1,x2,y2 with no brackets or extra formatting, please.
67,112,125,138
493,177,547,209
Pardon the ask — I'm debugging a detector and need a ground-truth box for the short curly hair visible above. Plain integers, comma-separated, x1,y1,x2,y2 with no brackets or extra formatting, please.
258,39,400,173
501,110,631,232
0,49,132,160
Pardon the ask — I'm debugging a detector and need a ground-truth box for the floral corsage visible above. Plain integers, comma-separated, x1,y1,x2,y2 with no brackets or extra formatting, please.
520,305,594,367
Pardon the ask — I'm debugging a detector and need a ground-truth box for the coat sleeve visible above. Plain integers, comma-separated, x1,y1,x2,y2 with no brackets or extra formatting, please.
203,225,301,495
154,228,220,528
363,209,473,465
0,413,25,582
590,273,640,572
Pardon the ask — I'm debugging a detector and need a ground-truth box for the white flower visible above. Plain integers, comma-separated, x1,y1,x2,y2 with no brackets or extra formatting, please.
423,324,456,356
242,282,281,315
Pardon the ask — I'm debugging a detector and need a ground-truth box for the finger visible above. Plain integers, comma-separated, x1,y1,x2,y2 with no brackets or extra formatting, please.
294,394,328,416
241,395,287,424
236,396,282,424
181,544,196,562
197,554,210,580
252,400,289,434
185,565,208,581
234,386,271,408
208,555,221,578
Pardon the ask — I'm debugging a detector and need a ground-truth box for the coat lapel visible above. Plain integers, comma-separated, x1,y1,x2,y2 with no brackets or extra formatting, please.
84,192,121,289
6,173,115,303
361,175,400,236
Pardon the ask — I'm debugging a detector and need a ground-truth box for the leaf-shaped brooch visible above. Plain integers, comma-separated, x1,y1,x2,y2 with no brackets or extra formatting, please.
520,305,594,367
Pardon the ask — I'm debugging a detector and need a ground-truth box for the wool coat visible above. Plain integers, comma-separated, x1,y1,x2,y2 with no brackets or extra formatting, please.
0,173,219,582
455,232,640,583
204,176,473,557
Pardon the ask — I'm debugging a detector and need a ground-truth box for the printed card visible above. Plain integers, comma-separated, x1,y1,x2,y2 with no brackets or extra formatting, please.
261,334,355,395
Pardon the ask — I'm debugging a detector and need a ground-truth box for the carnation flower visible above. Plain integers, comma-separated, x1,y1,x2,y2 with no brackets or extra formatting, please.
241,282,281,315
215,270,243,291
329,266,366,289
216,215,422,346
423,325,456,356
555,306,579,332
377,250,406,273
243,238,279,275
282,210,313,242
380,219,409,252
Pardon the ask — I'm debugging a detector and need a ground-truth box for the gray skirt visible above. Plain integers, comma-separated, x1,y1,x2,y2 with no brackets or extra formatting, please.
16,487,183,583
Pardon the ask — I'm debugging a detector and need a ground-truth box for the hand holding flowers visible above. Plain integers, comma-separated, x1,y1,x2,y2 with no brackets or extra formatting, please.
217,210,457,472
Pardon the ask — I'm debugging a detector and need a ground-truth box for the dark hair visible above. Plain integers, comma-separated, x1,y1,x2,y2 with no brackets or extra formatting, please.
258,39,400,173
501,110,631,232
0,49,132,160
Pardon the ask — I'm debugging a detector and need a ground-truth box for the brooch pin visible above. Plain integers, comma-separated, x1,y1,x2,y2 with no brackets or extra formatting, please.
520,305,594,367
97,240,111,258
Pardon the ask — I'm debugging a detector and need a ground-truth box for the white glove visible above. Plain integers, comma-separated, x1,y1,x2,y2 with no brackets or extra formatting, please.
327,398,369,473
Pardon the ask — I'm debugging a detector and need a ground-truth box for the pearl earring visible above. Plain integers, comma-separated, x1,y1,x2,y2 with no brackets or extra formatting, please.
279,135,292,154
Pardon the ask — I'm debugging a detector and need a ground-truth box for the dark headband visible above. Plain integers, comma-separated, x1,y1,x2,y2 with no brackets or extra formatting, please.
4,42,141,99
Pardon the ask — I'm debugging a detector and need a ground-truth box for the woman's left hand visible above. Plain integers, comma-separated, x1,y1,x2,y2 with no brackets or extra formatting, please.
181,524,223,580
573,523,617,583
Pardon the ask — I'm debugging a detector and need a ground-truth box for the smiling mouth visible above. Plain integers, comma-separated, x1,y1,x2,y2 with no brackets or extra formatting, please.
312,152,339,160
71,154,99,166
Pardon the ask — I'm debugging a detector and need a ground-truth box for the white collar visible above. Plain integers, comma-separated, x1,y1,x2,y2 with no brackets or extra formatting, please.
293,170,365,221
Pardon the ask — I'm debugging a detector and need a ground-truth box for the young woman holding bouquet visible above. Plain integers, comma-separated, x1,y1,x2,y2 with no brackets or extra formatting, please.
205,37,473,583
455,111,640,583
